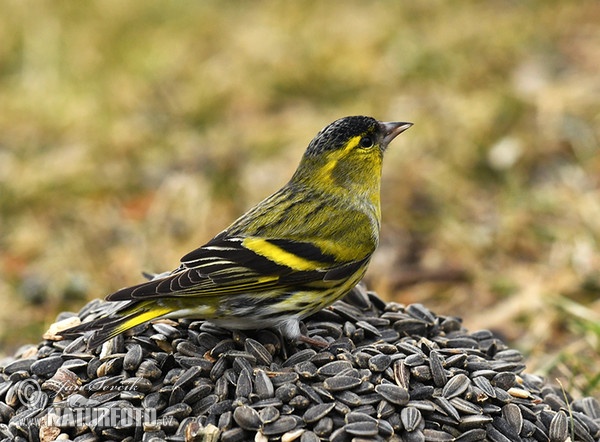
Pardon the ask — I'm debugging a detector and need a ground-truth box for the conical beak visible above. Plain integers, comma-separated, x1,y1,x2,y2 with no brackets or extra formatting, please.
381,121,413,146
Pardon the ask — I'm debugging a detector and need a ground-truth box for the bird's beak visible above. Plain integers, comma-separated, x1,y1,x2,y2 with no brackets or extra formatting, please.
381,121,413,146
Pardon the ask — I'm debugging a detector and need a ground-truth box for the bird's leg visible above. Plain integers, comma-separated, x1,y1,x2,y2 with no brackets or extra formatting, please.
278,318,329,348
297,334,329,348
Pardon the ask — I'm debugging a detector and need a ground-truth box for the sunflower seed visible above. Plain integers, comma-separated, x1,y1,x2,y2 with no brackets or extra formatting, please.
140,392,167,414
317,360,353,377
407,399,436,412
571,413,596,442
442,373,470,399
297,382,323,404
401,407,423,432
507,387,531,399
404,353,426,366
259,405,280,424
446,337,479,349
58,358,87,372
450,397,483,415
376,399,395,419
135,360,161,380
495,349,524,362
122,343,143,371
270,372,299,386
578,397,600,419
393,360,410,389
343,411,375,425
410,366,431,382
217,410,233,430
428,350,447,388
491,371,516,390
312,384,335,401
162,402,192,419
458,415,493,429
310,416,333,437
193,394,219,415
253,369,274,400
252,397,284,409
303,403,336,423
486,424,514,442
182,384,212,407
63,336,89,355
282,349,317,367
152,322,181,339
208,399,234,416
375,384,409,405
330,301,362,322
297,430,318,442
233,405,261,431
262,415,298,435
219,427,247,442
323,376,361,392
453,428,487,441
434,396,461,422
368,354,391,372
423,428,455,441
501,403,523,434
289,395,311,409
276,383,298,403
355,320,382,337
294,361,318,378
335,390,362,407
235,368,252,398
210,338,236,358
97,357,123,377
471,375,496,398
244,339,273,366
2,359,35,375
492,416,522,441
406,304,436,324
344,420,378,436
29,358,59,380
444,353,467,368
355,392,380,406
279,428,304,442
394,318,430,337
493,387,512,403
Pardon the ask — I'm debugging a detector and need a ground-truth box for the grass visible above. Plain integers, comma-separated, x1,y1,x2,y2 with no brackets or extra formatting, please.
1,1,599,396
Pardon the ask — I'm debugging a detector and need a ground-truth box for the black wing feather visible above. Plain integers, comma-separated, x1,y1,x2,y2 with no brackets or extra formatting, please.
108,234,363,302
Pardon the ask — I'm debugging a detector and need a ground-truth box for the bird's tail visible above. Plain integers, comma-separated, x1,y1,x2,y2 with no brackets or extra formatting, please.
59,301,174,349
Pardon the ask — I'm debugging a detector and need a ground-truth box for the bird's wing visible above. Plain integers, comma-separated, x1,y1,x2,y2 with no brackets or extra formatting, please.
106,233,368,301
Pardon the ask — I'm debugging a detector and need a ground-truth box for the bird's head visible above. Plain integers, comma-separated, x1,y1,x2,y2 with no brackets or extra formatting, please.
292,116,412,198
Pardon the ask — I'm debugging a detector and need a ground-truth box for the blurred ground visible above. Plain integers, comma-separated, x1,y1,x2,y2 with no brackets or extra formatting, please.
1,1,599,395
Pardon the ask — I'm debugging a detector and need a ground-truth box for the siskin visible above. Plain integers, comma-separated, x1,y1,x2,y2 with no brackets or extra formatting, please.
59,116,412,348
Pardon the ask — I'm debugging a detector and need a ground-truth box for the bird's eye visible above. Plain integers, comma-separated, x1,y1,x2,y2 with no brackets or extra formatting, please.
359,136,374,149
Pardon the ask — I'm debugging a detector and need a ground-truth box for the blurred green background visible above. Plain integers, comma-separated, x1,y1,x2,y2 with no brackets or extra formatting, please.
1,1,599,395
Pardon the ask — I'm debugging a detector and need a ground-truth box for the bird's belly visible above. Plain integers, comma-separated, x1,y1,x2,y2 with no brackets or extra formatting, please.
162,286,346,330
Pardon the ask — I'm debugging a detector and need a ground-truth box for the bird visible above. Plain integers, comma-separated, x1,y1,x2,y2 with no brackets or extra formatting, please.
59,116,412,348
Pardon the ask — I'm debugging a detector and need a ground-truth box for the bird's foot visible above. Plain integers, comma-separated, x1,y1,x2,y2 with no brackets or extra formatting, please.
297,334,329,348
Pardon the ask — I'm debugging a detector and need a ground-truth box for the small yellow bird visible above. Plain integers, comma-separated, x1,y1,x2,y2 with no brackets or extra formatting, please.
61,116,411,348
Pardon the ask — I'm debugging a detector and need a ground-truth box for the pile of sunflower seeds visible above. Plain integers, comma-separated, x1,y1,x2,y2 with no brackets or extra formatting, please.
1,286,599,442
